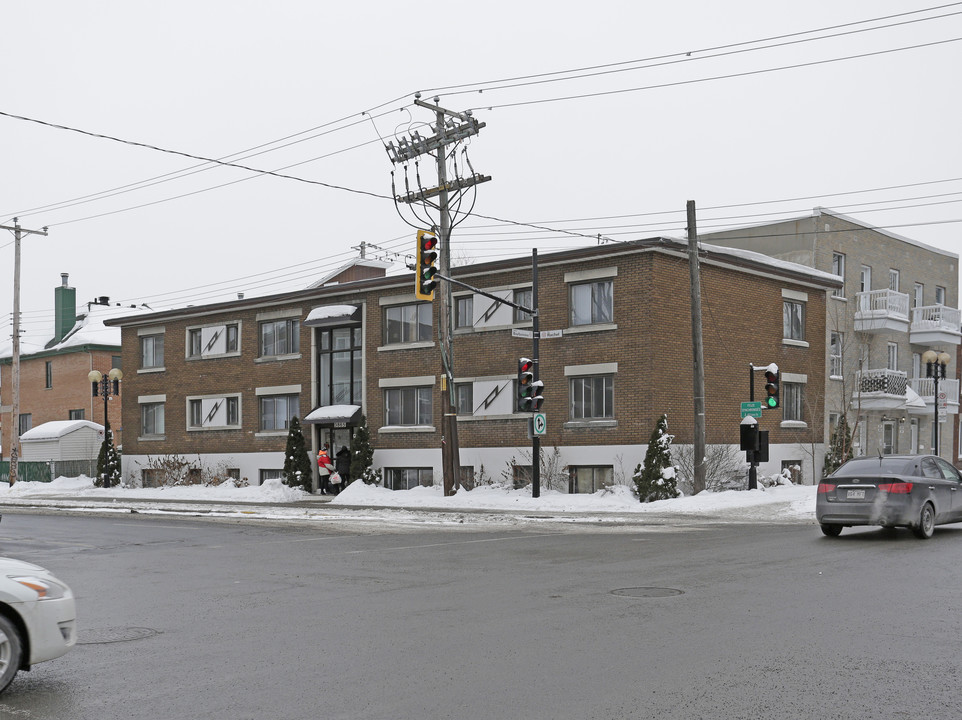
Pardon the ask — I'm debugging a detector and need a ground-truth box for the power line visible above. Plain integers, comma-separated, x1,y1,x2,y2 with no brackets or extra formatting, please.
421,4,962,98
468,36,962,112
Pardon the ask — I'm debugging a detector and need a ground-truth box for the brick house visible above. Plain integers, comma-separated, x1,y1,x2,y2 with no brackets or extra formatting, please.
702,209,961,468
105,238,841,490
1,274,153,459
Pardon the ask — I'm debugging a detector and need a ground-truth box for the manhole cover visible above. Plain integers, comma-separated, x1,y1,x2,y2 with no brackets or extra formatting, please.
77,627,160,645
610,587,685,598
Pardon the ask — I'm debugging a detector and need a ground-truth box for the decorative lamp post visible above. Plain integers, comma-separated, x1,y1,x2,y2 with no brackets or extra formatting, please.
88,368,123,487
922,350,950,456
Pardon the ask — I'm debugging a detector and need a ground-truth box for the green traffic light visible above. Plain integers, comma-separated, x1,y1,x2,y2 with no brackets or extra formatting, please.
765,396,777,408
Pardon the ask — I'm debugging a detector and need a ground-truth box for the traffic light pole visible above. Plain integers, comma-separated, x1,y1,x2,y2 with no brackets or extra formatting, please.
532,249,541,498
748,364,758,490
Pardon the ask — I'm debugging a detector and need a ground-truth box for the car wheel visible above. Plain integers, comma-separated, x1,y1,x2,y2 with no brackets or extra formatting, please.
912,502,936,540
0,614,23,694
820,523,843,537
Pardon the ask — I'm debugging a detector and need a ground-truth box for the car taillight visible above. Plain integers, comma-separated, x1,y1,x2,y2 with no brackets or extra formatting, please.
817,483,836,494
878,482,913,494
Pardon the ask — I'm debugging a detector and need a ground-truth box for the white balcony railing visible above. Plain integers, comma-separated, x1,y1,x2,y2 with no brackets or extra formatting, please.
910,304,962,346
854,290,910,333
909,377,960,414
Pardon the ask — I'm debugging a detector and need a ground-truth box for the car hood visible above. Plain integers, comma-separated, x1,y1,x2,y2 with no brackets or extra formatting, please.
0,557,51,575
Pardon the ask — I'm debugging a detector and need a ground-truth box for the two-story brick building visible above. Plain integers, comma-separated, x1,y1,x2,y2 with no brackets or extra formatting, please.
105,237,841,491
1,274,153,460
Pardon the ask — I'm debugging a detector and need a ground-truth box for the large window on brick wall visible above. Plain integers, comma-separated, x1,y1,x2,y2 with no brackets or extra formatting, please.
140,333,164,369
384,303,432,344
570,280,613,326
259,394,299,432
384,386,432,426
259,318,299,357
570,376,614,420
141,402,165,436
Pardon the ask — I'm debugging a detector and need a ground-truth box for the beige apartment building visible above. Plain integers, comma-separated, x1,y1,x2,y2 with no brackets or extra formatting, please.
703,209,960,471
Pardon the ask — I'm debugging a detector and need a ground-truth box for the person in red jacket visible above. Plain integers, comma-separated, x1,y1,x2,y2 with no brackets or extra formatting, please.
317,445,336,494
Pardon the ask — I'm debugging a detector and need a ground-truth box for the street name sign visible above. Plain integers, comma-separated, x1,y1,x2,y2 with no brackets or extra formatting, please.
741,401,763,419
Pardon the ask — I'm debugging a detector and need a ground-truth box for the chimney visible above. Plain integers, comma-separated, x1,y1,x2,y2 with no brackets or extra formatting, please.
53,273,77,343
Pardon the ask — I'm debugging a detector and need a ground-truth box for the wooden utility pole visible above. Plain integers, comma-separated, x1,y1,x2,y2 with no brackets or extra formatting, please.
2,218,49,485
686,202,707,494
386,95,490,495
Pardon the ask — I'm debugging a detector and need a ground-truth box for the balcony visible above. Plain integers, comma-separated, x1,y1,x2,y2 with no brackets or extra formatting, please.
852,369,909,411
909,304,962,347
908,377,960,416
853,289,910,333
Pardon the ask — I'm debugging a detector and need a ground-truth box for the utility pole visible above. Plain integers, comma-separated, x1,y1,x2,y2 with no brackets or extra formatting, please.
2,218,49,485
686,202,707,494
386,94,491,495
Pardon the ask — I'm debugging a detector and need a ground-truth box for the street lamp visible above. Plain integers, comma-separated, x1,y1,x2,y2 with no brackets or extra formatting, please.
922,350,950,456
88,367,123,487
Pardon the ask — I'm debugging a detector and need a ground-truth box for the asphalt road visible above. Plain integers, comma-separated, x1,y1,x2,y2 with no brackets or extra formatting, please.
0,511,960,719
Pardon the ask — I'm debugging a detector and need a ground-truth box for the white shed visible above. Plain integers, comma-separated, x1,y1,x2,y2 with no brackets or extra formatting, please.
19,420,104,461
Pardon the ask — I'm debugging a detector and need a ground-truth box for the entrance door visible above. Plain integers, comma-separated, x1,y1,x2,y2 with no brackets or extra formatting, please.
882,420,897,455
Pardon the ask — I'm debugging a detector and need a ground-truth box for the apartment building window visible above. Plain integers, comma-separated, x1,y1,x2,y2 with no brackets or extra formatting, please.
455,296,473,329
830,332,843,378
141,403,165,436
188,323,239,358
384,303,431,344
259,318,299,357
259,394,299,432
69,409,85,420
384,468,433,490
569,466,613,494
384,386,432,426
914,283,924,308
514,288,532,323
18,414,32,435
935,286,946,305
44,360,53,388
783,300,805,341
455,383,473,415
318,327,362,406
188,396,240,429
140,333,164,369
887,342,899,371
831,253,845,297
570,280,613,326
889,269,900,292
912,352,921,378
782,383,803,422
570,376,614,420
860,265,872,292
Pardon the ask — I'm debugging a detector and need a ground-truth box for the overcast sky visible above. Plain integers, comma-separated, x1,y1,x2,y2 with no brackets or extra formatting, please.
2,1,960,343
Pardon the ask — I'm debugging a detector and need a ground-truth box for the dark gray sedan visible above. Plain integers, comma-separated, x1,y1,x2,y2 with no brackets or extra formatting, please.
816,454,962,538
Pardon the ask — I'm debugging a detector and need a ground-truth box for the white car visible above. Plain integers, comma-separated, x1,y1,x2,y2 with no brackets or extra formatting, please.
0,557,77,693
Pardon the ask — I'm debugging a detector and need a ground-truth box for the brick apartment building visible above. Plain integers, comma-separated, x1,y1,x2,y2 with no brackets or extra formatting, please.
1,274,152,459
105,238,840,491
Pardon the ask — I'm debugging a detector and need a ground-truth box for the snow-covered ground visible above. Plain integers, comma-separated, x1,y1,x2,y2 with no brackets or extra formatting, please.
0,476,818,528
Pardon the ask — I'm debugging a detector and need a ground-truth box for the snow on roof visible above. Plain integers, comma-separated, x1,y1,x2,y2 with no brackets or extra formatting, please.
0,302,155,361
20,420,104,441
305,305,358,323
697,240,845,286
304,404,361,423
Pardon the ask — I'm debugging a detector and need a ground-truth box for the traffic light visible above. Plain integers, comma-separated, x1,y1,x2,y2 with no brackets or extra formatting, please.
517,358,544,412
763,369,779,409
415,229,439,300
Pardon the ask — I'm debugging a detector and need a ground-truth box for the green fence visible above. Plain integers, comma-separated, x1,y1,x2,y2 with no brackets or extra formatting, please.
0,461,54,484
0,459,99,483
